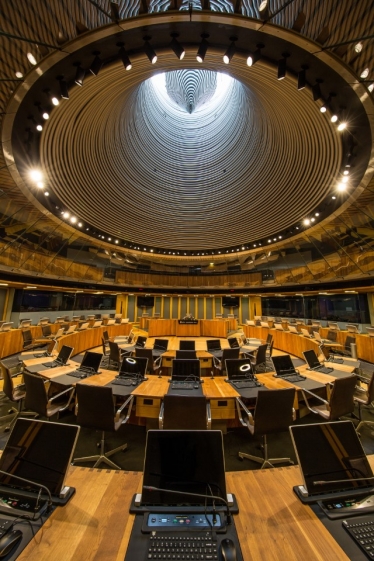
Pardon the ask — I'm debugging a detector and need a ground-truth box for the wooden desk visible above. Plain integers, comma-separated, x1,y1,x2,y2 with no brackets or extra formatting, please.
244,326,327,360
19,459,367,561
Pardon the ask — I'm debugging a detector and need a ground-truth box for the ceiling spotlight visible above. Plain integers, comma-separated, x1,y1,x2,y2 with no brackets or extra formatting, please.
259,0,270,21
59,80,69,99
36,124,43,131
360,67,369,79
277,55,289,80
368,83,374,92
337,122,347,131
89,53,103,76
170,34,185,60
51,97,59,106
74,64,85,86
110,1,120,21
297,68,307,90
223,37,237,64
354,42,363,53
118,46,132,70
312,81,323,101
15,71,23,78
337,183,346,191
143,37,157,64
247,45,263,67
27,52,37,65
330,114,338,122
303,218,310,226
196,34,209,63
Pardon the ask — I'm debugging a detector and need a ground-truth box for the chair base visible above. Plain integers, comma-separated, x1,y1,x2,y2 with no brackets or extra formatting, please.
238,451,294,470
356,420,374,434
74,435,128,470
0,409,38,432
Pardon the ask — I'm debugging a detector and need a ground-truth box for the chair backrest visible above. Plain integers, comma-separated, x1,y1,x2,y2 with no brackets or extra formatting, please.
364,372,374,405
266,333,273,346
103,330,110,343
329,375,358,420
135,348,154,371
23,372,48,417
176,350,197,359
345,335,356,353
108,341,122,364
254,344,268,367
76,384,115,432
0,362,15,401
253,388,296,436
179,340,195,350
221,348,240,362
327,330,337,341
162,395,208,430
22,329,33,346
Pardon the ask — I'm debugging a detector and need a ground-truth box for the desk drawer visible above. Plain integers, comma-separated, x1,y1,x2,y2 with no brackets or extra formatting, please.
210,399,235,419
136,397,161,419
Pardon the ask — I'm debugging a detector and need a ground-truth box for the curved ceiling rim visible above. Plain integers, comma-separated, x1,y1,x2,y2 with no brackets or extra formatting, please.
2,12,374,262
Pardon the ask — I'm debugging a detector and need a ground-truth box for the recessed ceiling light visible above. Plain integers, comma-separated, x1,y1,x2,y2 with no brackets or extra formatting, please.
27,52,37,65
354,42,363,53
337,183,346,191
15,71,23,78
360,68,369,79
337,122,347,131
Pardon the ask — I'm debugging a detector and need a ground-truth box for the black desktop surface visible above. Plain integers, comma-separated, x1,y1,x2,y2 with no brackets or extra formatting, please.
167,384,204,397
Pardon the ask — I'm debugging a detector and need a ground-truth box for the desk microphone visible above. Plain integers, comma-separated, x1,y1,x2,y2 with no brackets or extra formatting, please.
313,476,374,486
143,485,232,525
0,469,53,515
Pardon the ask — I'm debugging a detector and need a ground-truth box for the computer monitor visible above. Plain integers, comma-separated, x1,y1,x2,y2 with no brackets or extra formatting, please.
141,430,227,507
135,336,147,348
179,340,195,351
80,351,102,373
153,339,168,351
347,324,360,334
0,418,80,497
38,318,50,325
271,355,297,376
302,349,321,369
328,322,340,330
42,325,52,337
119,356,148,379
206,339,221,351
56,345,74,365
171,359,200,381
225,358,253,380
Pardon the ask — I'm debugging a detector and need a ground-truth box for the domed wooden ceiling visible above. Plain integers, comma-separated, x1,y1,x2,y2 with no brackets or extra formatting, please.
0,0,373,277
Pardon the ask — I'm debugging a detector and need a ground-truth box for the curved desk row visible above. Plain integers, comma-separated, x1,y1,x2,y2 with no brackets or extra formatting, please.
17,460,363,561
145,319,237,337
320,327,374,363
0,323,131,360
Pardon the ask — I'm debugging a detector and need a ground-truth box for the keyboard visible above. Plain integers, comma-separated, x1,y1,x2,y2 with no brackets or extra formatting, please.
171,382,195,390
329,357,344,364
281,374,307,383
147,533,218,560
112,378,137,386
67,369,96,378
313,366,334,374
343,517,374,559
0,520,13,538
42,360,62,368
34,352,49,358
232,380,260,389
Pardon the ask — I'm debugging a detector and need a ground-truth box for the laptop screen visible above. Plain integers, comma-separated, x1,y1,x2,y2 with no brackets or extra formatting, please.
81,351,102,372
271,355,297,376
207,340,221,351
119,356,148,378
57,345,74,364
171,359,200,381
227,338,239,348
290,421,373,496
303,349,321,369
0,419,80,495
226,359,253,380
141,430,227,506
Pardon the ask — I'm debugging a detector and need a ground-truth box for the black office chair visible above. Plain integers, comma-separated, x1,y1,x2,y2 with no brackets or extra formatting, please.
135,348,162,375
237,388,296,469
159,395,211,430
21,329,48,351
243,344,268,373
175,350,197,359
108,340,131,369
302,375,358,421
213,348,240,375
179,340,196,351
353,372,374,434
73,383,134,469
23,371,75,420
334,335,356,357
0,362,37,431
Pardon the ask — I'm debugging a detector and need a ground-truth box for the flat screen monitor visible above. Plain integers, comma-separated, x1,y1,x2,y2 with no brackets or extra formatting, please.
154,339,168,351
119,356,148,378
1,323,13,331
225,359,253,380
141,430,227,506
42,325,52,337
135,336,147,348
137,296,155,308
19,319,31,328
171,359,200,381
80,351,102,373
290,421,373,496
227,337,239,348
179,340,195,350
222,296,239,308
0,418,80,496
57,345,74,365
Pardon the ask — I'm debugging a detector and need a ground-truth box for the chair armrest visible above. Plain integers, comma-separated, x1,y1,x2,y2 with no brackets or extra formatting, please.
116,394,135,424
159,401,164,429
154,355,162,368
235,397,254,427
206,402,212,430
212,355,221,368
301,388,329,413
48,386,75,412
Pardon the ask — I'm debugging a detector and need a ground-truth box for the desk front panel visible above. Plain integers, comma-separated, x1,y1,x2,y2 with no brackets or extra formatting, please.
175,321,201,336
320,327,374,363
200,319,236,338
244,325,321,359
147,319,177,336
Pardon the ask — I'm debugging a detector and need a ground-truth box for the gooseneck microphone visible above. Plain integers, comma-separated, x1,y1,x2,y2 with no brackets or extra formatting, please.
143,485,232,525
313,476,374,486
0,469,53,513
